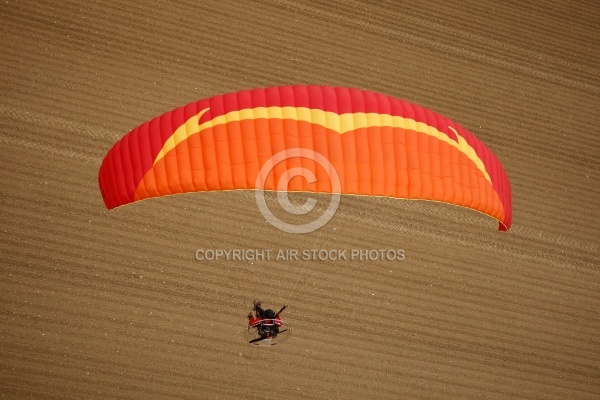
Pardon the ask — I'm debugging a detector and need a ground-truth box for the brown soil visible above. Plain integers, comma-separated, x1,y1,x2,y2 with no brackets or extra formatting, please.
1,1,599,399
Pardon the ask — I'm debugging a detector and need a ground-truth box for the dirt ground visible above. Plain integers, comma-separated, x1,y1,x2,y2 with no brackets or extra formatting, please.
1,1,599,399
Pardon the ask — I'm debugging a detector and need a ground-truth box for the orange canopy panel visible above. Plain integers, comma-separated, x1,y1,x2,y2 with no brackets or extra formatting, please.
98,85,512,230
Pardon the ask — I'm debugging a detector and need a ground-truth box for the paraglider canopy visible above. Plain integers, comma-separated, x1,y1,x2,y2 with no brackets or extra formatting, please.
98,85,512,230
